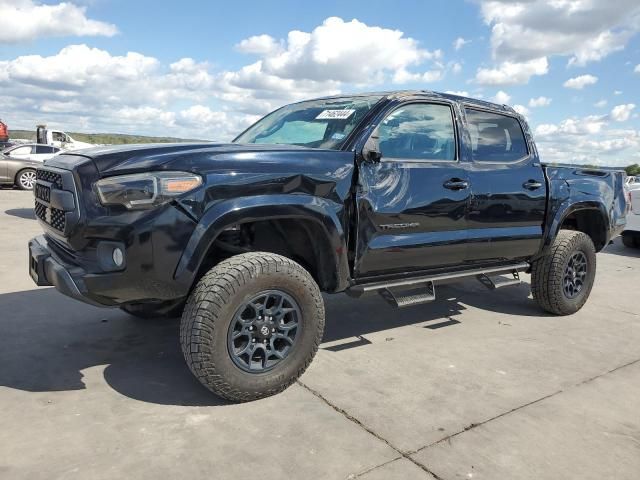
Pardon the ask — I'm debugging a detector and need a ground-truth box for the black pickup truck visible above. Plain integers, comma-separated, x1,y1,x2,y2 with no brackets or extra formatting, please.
28,91,627,401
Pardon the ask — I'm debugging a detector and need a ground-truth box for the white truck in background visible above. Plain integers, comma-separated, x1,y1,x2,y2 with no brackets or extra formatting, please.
36,125,93,151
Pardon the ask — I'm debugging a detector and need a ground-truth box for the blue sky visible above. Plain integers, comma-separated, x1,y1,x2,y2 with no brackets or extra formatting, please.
0,0,638,166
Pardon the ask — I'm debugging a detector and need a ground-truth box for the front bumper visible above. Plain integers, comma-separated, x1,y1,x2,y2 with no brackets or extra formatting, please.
29,235,109,307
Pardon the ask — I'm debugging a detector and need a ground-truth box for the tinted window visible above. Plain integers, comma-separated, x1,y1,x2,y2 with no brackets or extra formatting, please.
465,109,528,162
378,103,456,160
35,145,53,153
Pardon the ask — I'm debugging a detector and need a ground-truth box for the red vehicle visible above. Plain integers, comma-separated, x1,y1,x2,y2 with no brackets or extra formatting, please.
0,120,8,142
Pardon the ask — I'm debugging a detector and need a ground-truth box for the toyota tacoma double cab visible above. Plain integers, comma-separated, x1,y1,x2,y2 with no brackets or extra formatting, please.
28,91,627,402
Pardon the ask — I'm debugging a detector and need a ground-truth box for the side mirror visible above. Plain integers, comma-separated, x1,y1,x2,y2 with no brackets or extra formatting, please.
362,128,382,163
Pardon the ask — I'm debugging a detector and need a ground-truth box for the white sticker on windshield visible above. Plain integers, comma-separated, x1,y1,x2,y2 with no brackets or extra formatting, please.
316,109,355,120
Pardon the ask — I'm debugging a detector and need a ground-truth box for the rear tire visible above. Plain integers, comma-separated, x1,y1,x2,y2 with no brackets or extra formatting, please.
16,169,37,190
180,252,325,402
622,233,639,249
531,230,596,315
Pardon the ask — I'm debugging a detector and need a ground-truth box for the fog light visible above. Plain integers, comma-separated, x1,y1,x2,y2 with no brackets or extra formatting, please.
112,247,124,267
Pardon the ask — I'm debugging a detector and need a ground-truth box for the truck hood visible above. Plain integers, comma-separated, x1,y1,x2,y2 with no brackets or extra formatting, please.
60,142,343,175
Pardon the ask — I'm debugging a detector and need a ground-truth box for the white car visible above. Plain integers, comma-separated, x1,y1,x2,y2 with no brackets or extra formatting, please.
626,175,640,190
1,143,61,162
623,188,640,248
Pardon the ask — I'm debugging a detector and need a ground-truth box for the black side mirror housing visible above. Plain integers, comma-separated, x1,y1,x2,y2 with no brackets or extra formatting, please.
362,128,382,163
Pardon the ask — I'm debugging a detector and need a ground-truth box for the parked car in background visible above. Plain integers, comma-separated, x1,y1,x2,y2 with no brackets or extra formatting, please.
0,154,41,190
622,188,640,248
625,175,640,190
1,143,61,162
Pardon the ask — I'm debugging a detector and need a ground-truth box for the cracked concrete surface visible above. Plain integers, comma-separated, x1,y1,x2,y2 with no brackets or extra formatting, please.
1,189,639,479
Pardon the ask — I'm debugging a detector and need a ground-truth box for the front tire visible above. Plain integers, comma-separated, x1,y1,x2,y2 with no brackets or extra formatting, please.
531,230,596,315
16,169,37,190
180,252,325,402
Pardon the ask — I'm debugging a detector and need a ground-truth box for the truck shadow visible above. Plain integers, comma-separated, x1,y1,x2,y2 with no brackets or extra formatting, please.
0,282,544,407
5,208,36,220
602,237,640,258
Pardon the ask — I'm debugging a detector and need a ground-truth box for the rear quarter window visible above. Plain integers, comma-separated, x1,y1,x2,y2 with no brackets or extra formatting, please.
465,108,528,162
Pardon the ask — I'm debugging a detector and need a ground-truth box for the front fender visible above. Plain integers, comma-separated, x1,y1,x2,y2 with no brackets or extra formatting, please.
174,194,351,292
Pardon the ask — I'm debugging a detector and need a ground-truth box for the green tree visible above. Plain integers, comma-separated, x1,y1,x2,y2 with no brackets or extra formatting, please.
625,164,640,176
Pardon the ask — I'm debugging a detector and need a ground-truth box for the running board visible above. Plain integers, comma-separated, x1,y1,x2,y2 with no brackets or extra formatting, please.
476,271,522,290
349,262,530,297
379,282,436,308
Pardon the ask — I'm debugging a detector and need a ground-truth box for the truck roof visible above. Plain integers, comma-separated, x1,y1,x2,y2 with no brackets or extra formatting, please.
304,90,518,114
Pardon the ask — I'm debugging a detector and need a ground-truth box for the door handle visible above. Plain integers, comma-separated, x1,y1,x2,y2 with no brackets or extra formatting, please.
443,178,469,190
522,179,543,190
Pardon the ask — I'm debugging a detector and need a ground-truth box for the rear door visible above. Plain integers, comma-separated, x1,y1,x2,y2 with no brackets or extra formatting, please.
354,101,470,279
34,145,55,161
463,107,547,263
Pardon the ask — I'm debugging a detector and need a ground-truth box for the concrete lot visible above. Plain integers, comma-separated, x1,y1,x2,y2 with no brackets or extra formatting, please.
1,188,639,479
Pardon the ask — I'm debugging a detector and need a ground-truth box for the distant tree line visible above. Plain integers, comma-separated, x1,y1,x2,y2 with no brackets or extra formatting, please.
626,164,640,176
10,129,203,145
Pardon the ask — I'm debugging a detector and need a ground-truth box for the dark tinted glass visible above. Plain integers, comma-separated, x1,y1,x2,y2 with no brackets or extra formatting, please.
465,109,528,162
35,145,53,153
378,103,456,160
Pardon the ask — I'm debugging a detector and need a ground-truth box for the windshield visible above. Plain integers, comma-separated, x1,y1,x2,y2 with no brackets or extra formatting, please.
234,95,383,149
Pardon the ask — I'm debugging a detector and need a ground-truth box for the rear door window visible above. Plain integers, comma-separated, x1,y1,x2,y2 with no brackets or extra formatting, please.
465,108,528,162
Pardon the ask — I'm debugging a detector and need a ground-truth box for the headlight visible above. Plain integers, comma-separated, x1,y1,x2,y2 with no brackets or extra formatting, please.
95,172,202,210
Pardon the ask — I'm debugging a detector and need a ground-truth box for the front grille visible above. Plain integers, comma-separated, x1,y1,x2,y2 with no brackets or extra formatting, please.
36,169,63,189
35,183,50,202
34,166,77,235
34,197,66,232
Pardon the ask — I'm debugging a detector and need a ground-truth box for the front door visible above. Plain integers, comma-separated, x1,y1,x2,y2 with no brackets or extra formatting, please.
354,101,470,279
463,107,547,263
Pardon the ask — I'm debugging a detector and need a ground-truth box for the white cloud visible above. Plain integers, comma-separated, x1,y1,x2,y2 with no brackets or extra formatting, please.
0,17,451,140
245,17,443,85
393,69,443,84
513,104,529,116
475,57,548,85
535,115,607,137
610,104,636,122
478,0,640,66
492,90,511,104
563,74,598,89
528,96,552,107
0,0,117,43
635,64,640,73
453,37,470,50
594,99,608,108
235,34,281,55
533,114,638,166
450,62,463,74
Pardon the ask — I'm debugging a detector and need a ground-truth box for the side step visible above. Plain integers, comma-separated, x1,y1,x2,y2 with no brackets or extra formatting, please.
349,262,529,297
379,282,436,308
476,270,522,290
